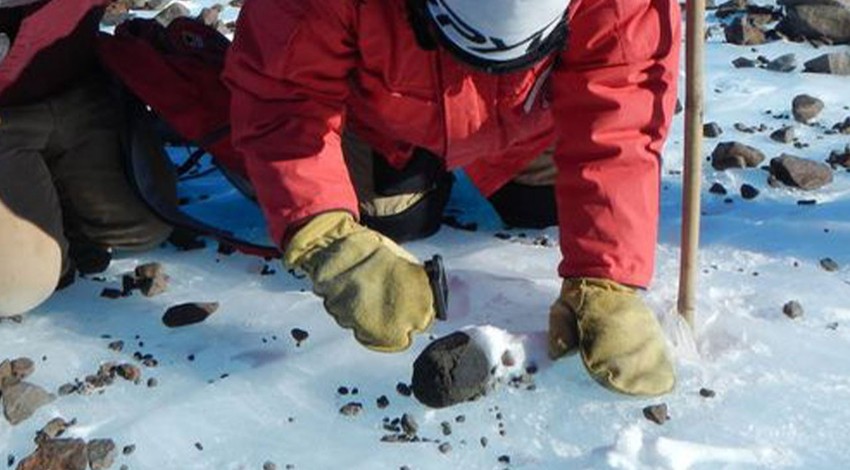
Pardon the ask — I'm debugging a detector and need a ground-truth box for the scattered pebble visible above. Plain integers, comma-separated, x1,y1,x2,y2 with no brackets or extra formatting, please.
100,288,123,299
376,395,390,409
400,413,418,436
37,417,75,442
263,462,277,470
340,402,363,417
134,262,169,297
498,455,511,464
708,182,728,195
147,378,158,388
740,184,760,200
87,439,116,470
438,442,452,454
162,302,219,328
783,300,804,319
290,328,309,346
122,444,136,456
116,364,141,382
107,341,124,352
820,258,840,272
699,388,717,398
396,382,412,397
643,403,670,425
440,421,452,436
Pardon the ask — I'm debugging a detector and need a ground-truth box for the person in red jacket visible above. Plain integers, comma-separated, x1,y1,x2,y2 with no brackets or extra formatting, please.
224,0,680,396
0,0,174,317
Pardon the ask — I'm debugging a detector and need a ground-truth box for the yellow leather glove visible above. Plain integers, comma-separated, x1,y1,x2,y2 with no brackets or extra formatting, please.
284,211,435,352
548,278,675,396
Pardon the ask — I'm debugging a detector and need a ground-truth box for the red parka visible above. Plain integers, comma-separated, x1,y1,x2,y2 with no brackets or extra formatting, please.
0,0,108,106
223,0,681,288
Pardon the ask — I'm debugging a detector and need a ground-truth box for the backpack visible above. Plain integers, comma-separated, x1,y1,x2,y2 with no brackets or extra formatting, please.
98,17,278,259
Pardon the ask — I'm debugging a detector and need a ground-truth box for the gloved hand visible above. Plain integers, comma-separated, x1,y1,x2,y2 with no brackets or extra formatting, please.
284,211,435,352
548,277,675,396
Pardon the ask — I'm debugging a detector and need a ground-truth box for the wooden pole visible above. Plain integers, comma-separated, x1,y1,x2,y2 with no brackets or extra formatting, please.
677,0,706,329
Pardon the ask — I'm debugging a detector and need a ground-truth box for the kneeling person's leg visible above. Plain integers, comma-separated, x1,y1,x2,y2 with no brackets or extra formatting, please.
0,149,67,316
342,133,453,243
488,149,557,229
49,83,176,252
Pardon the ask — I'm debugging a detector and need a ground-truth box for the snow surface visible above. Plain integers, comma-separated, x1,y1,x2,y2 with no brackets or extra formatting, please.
2,2,850,469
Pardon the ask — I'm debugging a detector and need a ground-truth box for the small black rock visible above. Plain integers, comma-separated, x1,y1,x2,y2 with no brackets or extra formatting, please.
820,258,840,272
162,302,219,328
290,328,309,345
699,388,717,398
396,382,412,397
376,395,390,409
740,184,760,200
708,182,728,195
783,300,804,319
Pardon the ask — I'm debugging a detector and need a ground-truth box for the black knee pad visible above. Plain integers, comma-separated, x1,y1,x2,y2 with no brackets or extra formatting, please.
361,172,454,243
488,182,557,229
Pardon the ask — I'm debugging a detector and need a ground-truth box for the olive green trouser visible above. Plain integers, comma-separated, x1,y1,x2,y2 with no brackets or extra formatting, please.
0,79,175,316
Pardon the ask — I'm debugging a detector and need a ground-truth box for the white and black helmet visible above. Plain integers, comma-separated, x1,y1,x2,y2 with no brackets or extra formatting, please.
422,0,571,74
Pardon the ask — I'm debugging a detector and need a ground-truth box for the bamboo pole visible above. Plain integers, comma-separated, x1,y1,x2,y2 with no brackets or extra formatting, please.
677,0,706,329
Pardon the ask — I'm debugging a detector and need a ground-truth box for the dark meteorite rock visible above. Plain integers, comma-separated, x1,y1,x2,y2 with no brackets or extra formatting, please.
162,302,219,327
411,332,491,408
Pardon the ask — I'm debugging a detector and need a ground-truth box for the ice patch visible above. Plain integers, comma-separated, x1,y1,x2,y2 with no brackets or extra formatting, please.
604,425,788,470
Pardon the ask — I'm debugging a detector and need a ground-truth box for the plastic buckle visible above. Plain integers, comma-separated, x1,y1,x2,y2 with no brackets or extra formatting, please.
424,254,448,321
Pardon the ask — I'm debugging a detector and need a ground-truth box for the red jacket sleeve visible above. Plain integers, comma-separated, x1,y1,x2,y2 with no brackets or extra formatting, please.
223,0,359,246
551,0,680,287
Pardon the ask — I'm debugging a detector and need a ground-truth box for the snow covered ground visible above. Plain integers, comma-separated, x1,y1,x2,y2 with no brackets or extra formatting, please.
2,2,850,469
